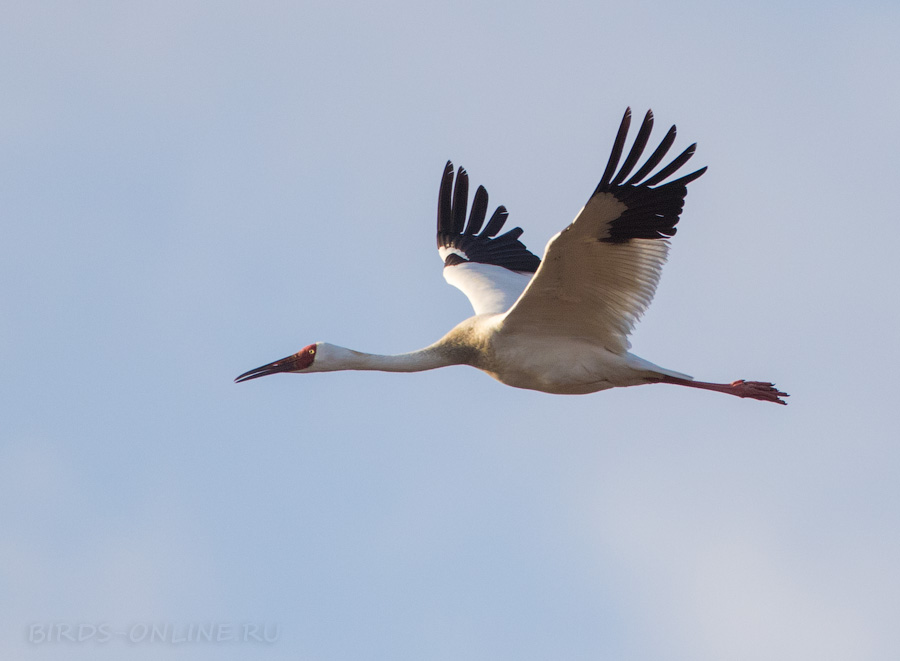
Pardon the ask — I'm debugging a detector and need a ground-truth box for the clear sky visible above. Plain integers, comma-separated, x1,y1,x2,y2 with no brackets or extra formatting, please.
3,2,900,660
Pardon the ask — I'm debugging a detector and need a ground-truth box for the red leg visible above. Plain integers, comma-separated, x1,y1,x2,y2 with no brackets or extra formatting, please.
658,376,789,405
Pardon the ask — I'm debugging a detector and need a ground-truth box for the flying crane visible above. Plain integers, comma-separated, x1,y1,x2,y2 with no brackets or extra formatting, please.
236,108,788,405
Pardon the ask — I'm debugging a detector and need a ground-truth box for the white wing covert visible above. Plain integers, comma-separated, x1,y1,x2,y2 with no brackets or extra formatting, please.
436,162,540,315
501,109,707,353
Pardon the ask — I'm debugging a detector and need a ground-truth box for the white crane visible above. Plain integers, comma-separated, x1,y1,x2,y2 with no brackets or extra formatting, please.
236,108,788,405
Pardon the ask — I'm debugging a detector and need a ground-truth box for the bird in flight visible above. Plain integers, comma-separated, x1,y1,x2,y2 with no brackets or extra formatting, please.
236,108,788,404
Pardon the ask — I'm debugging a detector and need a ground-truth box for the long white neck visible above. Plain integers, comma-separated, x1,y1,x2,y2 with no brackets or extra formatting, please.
311,342,463,373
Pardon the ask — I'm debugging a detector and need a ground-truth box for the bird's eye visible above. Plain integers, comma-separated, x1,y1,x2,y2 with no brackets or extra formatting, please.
308,348,315,354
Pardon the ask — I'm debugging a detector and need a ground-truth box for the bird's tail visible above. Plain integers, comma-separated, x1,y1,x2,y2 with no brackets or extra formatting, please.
624,353,693,381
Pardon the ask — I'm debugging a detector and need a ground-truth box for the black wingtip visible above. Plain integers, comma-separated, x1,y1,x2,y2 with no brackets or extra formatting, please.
437,160,455,242
624,124,677,185
435,165,540,273
643,142,697,186
466,185,489,235
482,205,509,237
669,165,708,187
599,107,633,186
610,108,655,186
595,110,705,191
594,111,707,243
450,166,469,234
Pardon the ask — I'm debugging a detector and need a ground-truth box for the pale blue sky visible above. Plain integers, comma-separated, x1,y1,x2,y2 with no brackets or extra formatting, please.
3,2,900,660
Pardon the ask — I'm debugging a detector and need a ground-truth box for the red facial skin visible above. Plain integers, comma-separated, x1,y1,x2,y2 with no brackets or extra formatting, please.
291,344,318,370
234,343,317,383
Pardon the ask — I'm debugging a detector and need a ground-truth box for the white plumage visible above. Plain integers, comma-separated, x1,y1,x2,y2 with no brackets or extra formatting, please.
442,262,530,316
236,108,788,405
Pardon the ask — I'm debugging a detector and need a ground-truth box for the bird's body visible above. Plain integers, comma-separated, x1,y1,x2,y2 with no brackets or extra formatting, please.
432,315,684,395
237,108,788,405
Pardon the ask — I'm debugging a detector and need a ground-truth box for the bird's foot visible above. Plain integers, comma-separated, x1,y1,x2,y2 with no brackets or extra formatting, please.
728,380,789,405
658,375,790,405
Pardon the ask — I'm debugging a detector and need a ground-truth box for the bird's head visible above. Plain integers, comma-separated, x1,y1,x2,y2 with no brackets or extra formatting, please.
235,342,324,383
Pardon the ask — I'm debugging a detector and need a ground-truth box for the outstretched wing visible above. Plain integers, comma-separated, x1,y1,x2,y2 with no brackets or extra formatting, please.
501,108,707,353
436,162,541,315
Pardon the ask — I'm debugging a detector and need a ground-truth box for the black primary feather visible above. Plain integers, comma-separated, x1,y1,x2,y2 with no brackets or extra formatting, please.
592,108,707,243
436,161,541,273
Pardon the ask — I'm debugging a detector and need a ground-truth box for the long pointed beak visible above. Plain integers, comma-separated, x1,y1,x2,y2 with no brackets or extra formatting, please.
234,354,298,383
